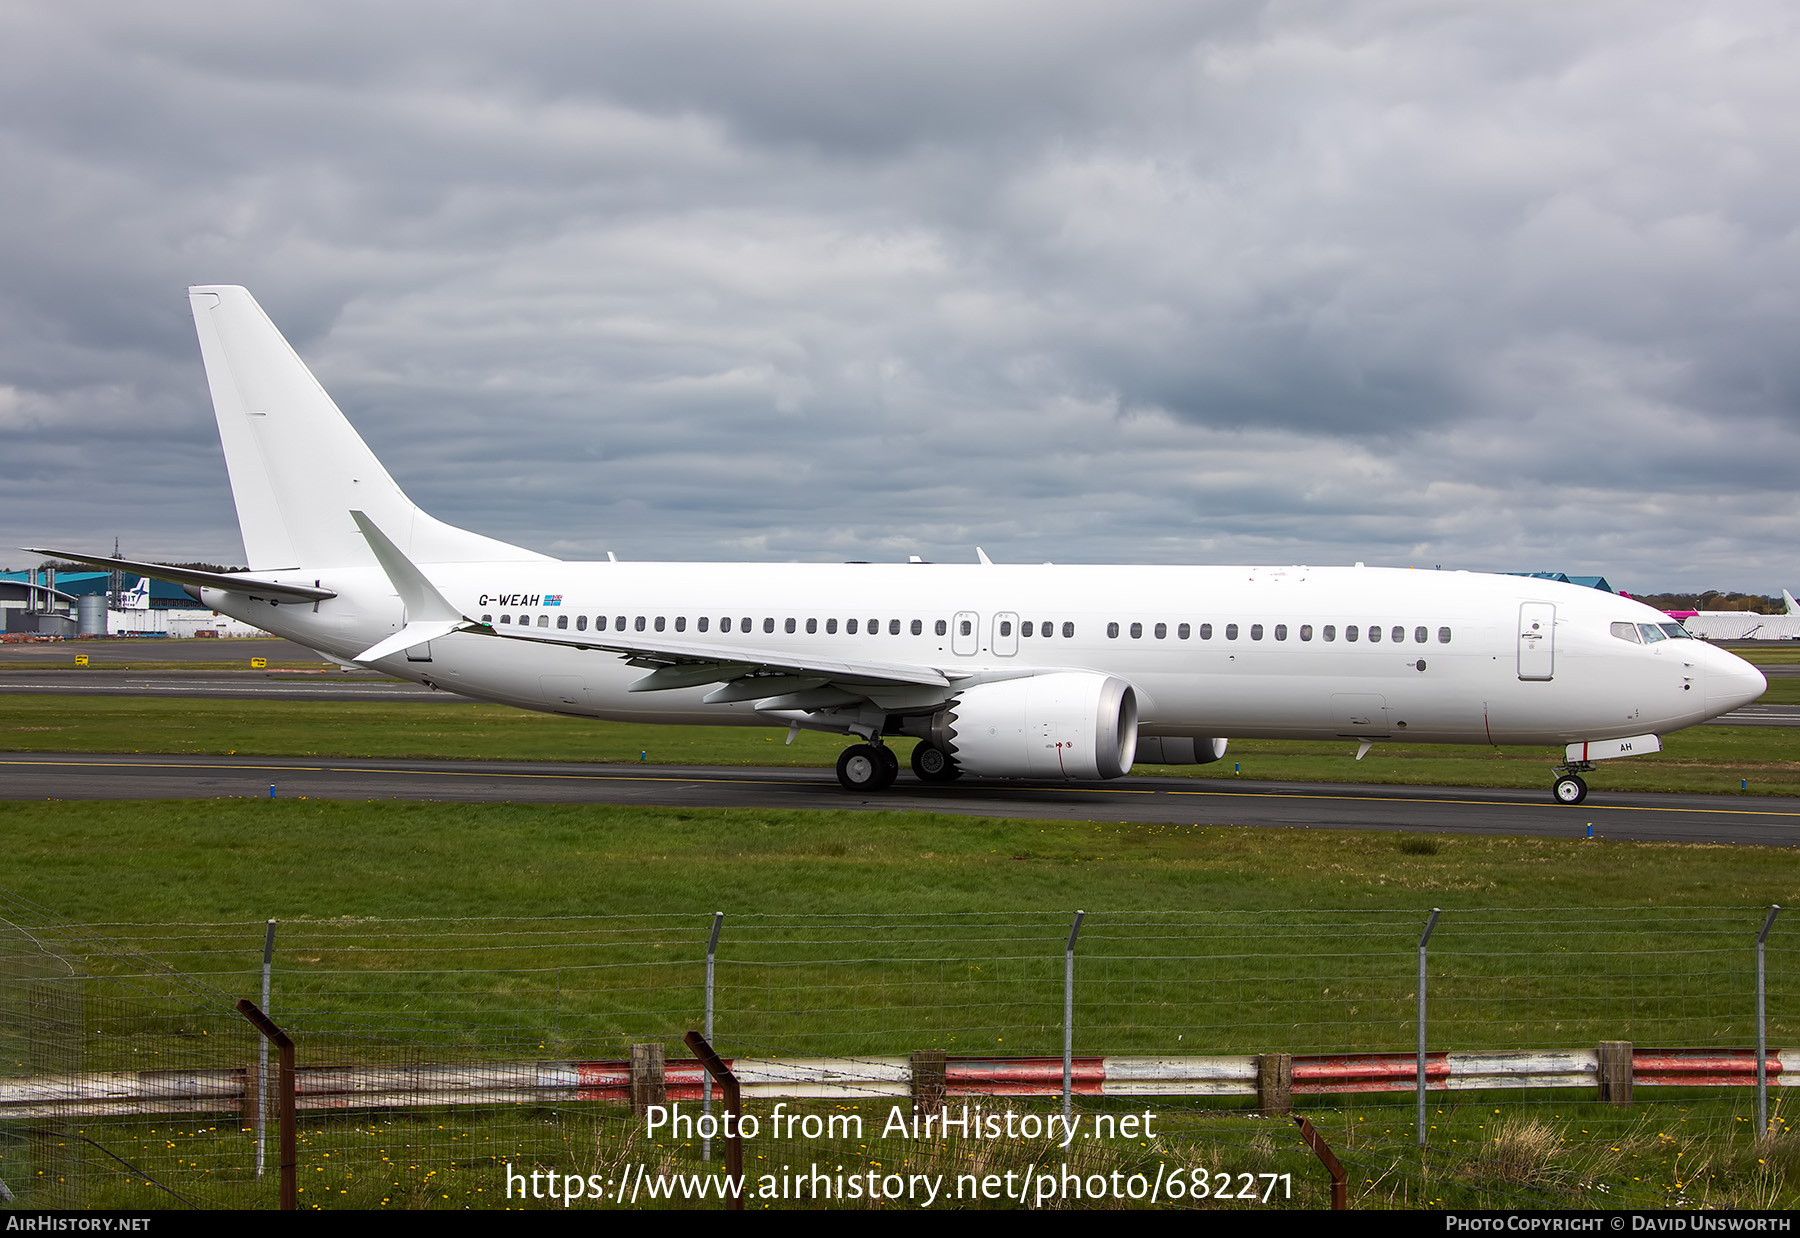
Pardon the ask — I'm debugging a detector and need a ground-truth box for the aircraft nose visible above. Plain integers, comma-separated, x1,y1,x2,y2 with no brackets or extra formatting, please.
1705,651,1767,715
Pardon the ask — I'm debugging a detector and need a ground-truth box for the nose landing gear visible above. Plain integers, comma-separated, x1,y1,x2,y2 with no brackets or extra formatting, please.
836,742,899,792
1552,760,1595,805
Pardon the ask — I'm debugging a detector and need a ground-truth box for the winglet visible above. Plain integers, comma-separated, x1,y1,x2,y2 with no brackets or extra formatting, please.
976,547,994,566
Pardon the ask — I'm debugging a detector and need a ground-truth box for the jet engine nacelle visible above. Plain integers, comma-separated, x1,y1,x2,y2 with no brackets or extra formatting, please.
1135,736,1229,765
931,672,1138,780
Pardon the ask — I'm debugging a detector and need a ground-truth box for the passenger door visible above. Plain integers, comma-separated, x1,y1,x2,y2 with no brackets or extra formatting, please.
1517,603,1555,681
952,611,980,656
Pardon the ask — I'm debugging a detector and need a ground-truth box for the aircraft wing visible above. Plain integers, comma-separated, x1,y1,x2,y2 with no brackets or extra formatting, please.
478,623,956,693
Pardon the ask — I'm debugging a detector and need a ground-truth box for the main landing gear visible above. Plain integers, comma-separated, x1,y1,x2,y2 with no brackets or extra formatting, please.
836,743,899,792
835,740,962,791
1552,760,1595,805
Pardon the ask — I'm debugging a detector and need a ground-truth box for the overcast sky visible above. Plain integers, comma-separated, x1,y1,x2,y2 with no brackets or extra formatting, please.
3,1,1796,590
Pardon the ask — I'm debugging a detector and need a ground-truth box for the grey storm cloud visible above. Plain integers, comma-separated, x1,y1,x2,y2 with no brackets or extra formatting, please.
1,0,1796,590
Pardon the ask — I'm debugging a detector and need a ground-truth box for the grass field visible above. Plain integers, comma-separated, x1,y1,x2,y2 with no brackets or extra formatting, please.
6,799,1800,1210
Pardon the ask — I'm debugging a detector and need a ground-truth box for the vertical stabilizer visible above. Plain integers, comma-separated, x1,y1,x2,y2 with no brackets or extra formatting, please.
188,286,549,570
1784,590,1798,616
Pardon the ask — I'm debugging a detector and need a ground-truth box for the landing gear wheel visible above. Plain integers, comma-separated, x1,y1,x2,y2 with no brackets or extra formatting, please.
911,742,961,783
1553,774,1588,805
837,744,895,792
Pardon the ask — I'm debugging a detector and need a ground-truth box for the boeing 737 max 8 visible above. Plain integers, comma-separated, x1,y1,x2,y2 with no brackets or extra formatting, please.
28,287,1769,804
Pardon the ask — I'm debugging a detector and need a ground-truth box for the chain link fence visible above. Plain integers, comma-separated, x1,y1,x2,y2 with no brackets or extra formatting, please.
3,896,1795,1209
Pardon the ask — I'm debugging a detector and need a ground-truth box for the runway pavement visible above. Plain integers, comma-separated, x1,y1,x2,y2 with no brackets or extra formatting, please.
4,751,1797,846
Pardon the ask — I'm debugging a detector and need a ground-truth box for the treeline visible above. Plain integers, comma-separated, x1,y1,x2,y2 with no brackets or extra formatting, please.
1634,591,1785,614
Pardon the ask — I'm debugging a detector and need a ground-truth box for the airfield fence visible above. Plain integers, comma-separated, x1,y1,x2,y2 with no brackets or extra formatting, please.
2,899,1797,1209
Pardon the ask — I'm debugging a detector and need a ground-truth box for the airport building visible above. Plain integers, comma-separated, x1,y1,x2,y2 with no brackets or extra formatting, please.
0,567,268,638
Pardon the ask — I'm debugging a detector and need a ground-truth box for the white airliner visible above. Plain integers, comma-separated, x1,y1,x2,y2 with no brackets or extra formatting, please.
29,287,1768,804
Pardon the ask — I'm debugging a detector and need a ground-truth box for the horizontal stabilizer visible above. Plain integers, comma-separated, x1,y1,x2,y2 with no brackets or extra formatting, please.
20,548,335,603
355,620,465,663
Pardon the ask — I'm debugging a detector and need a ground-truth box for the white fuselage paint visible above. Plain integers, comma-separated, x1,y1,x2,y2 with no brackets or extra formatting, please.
204,561,1767,748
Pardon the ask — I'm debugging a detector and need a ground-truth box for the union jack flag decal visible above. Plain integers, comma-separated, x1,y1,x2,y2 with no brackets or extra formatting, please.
544,594,563,606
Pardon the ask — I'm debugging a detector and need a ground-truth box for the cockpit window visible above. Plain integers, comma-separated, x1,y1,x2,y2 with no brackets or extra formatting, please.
1638,623,1667,644
1611,622,1642,644
1658,623,1690,640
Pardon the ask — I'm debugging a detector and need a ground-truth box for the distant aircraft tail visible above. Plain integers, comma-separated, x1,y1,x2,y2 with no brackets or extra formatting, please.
188,286,549,571
1785,589,1798,616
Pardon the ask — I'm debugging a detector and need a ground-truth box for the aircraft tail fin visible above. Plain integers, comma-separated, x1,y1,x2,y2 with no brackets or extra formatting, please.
187,286,550,571
1784,589,1798,616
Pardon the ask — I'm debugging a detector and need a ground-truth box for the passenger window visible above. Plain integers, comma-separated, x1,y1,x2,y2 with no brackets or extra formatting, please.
889,619,900,635
721,617,732,633
1414,626,1428,643
557,615,569,630
1130,622,1143,639
1107,622,1120,638
1274,624,1287,641
655,616,666,632
785,618,796,634
936,619,948,636
806,618,817,634
1611,621,1642,643
698,617,709,632
635,616,646,631
482,613,493,623
958,619,971,636
499,614,511,624
1437,627,1451,643
1324,625,1336,641
1178,623,1190,640
847,619,859,635
1250,624,1263,640
912,619,923,635
519,614,529,626
1154,622,1167,639
1346,626,1359,642
675,616,686,632
1062,622,1075,638
575,615,586,631
1368,625,1381,643
1000,620,1013,637
1199,623,1212,639
615,616,627,631
1299,624,1312,641
1226,624,1239,640
869,618,879,633
827,619,838,634
1022,621,1034,638
537,615,549,628
1391,625,1404,643
763,618,775,634
740,617,750,632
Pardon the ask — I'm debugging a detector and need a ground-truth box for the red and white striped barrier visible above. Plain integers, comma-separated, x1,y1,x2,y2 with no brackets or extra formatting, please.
0,1048,1784,1120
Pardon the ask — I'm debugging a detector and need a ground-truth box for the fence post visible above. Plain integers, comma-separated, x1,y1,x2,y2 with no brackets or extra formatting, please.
255,919,275,1178
1064,910,1085,1122
702,912,723,1163
1759,905,1781,1135
685,1031,744,1210
1416,908,1441,1148
1597,1041,1633,1104
235,999,296,1211
630,1044,667,1115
